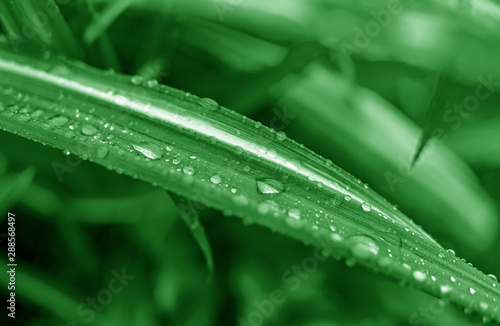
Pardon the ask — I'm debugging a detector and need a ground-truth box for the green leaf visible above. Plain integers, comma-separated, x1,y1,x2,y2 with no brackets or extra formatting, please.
0,166,35,217
0,48,499,322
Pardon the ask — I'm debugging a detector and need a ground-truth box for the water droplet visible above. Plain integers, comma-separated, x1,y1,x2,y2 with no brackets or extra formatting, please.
479,301,488,311
439,285,453,294
362,201,371,212
18,113,31,122
256,178,284,194
288,208,301,220
450,276,456,282
198,98,220,111
95,148,109,159
114,95,128,106
81,125,98,136
232,195,249,206
469,287,476,294
172,157,181,165
183,166,195,175
210,175,222,184
348,235,380,259
147,79,158,87
276,131,287,141
133,142,163,160
49,115,69,126
267,150,277,158
31,109,44,118
131,75,144,85
257,200,279,215
446,249,456,256
285,212,303,229
413,270,427,282
487,274,498,282
166,145,174,152
243,165,251,172
344,195,352,201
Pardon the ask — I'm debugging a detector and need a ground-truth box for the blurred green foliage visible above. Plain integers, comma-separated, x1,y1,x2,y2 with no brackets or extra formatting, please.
1,0,500,325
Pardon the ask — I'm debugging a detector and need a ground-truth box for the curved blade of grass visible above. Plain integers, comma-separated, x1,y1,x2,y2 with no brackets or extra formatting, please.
412,69,459,165
0,49,499,322
169,191,215,281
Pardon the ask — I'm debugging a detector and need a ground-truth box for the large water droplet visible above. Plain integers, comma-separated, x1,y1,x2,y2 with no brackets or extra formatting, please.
362,201,371,212
210,175,222,184
276,131,287,141
183,166,195,175
95,148,109,159
198,98,220,111
348,235,380,259
256,178,284,194
232,195,249,206
81,125,98,136
133,142,163,159
439,285,453,294
257,200,280,215
49,115,69,126
131,75,144,85
288,208,301,220
413,270,427,282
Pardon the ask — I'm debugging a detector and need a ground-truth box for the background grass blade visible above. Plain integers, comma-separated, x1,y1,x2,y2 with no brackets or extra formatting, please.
271,62,499,254
1,47,500,323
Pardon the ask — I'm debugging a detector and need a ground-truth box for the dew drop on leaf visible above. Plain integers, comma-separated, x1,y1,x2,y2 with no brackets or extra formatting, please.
49,115,69,126
256,178,284,194
362,201,371,212
276,131,287,141
131,75,144,85
18,113,31,122
288,208,301,220
413,270,427,282
95,148,109,159
440,284,453,294
132,142,163,159
232,195,249,206
198,98,220,111
348,235,380,259
257,200,279,215
183,166,195,175
81,125,98,136
210,175,222,184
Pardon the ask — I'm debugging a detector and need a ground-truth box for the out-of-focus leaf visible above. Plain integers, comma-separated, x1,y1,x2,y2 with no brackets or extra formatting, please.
0,166,35,216
272,62,498,252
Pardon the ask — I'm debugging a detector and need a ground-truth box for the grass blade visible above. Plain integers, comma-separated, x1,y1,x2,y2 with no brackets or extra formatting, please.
0,48,499,322
0,0,83,58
